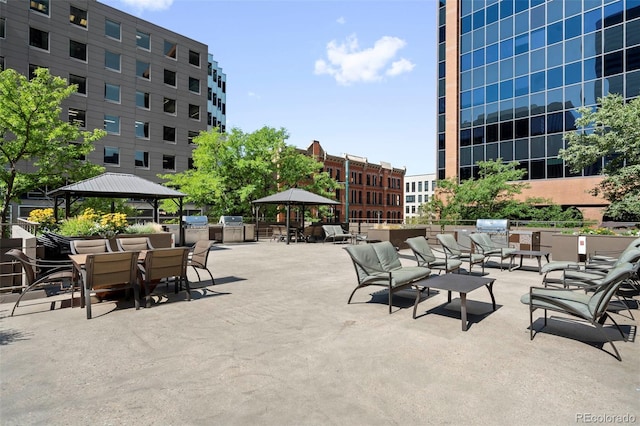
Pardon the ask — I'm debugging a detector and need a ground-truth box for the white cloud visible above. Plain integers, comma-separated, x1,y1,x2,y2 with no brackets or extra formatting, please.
120,0,174,12
314,34,415,85
248,91,261,99
386,58,415,76
336,16,346,24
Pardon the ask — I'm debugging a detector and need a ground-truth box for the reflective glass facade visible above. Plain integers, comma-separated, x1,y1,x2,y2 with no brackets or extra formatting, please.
437,0,640,182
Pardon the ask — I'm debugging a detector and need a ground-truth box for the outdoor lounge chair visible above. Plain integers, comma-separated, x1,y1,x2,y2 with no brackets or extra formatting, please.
520,262,634,361
6,249,75,317
405,236,462,274
82,251,140,319
469,232,516,270
436,233,486,274
344,241,431,314
322,224,352,243
589,237,640,264
187,240,215,285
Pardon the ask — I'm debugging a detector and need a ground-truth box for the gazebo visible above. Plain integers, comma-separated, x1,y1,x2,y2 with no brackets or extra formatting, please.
252,188,339,244
47,173,187,244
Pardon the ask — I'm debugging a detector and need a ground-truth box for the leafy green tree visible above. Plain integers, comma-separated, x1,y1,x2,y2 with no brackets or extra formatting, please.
561,94,640,221
423,160,528,222
160,126,340,219
0,68,105,236
418,160,582,225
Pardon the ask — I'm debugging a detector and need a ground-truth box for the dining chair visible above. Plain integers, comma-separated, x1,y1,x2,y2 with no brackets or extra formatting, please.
138,247,190,308
5,249,75,317
82,251,140,319
187,240,215,285
70,239,110,254
115,237,154,252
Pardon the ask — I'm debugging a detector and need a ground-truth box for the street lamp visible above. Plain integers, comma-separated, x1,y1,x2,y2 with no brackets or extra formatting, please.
335,157,350,226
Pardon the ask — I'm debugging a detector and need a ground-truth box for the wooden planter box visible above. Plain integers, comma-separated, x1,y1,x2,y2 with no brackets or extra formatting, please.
550,233,638,262
366,227,427,250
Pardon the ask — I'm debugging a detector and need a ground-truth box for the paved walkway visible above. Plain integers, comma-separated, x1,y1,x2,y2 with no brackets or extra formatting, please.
1,241,638,425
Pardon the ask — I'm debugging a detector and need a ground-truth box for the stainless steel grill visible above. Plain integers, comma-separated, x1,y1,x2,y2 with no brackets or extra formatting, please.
476,219,510,244
219,216,244,242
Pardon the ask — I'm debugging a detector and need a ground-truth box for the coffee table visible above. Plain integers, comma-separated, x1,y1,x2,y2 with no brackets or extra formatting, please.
412,274,496,331
508,250,550,273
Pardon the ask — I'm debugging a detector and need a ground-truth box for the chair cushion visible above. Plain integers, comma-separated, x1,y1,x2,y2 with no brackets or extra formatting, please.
372,241,403,271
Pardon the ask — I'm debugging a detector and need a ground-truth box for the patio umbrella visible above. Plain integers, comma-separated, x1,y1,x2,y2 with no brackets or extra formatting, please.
252,188,339,244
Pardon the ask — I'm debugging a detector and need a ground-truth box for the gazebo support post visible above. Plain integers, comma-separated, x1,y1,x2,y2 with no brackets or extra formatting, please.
286,204,290,245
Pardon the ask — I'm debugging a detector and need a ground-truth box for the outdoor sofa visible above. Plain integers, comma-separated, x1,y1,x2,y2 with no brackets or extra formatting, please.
344,241,431,314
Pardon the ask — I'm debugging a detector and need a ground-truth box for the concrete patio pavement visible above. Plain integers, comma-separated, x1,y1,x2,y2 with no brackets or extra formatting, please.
1,241,638,425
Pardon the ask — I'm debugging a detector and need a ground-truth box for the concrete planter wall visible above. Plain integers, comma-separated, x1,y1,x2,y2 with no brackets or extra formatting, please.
550,233,638,262
366,227,427,250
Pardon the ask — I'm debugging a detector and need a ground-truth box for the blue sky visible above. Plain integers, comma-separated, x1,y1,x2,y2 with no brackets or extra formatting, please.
99,0,439,175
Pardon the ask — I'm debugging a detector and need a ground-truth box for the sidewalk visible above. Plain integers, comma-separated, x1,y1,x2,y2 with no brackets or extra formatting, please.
1,241,638,425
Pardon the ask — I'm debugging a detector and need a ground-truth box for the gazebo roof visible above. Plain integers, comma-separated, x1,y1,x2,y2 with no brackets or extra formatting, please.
47,173,185,199
252,188,338,206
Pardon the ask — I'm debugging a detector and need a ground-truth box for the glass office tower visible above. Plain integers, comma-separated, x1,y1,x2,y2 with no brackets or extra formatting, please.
437,0,640,220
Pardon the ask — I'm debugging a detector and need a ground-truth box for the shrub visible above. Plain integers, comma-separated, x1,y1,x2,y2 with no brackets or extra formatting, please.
123,222,163,234
58,216,97,236
27,208,58,233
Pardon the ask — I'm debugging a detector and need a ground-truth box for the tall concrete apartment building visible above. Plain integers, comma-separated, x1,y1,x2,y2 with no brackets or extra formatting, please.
404,173,437,222
305,141,405,224
437,0,640,221
0,0,226,218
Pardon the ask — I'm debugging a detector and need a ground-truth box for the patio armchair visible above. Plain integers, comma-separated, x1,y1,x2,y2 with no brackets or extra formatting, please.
187,240,215,285
115,237,155,252
520,262,634,361
405,236,462,274
436,233,486,274
6,249,75,317
322,225,352,244
82,251,140,319
469,233,516,270
344,241,431,314
138,247,190,308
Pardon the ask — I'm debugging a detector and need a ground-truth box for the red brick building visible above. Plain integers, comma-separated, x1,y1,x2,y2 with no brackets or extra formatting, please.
304,141,405,224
